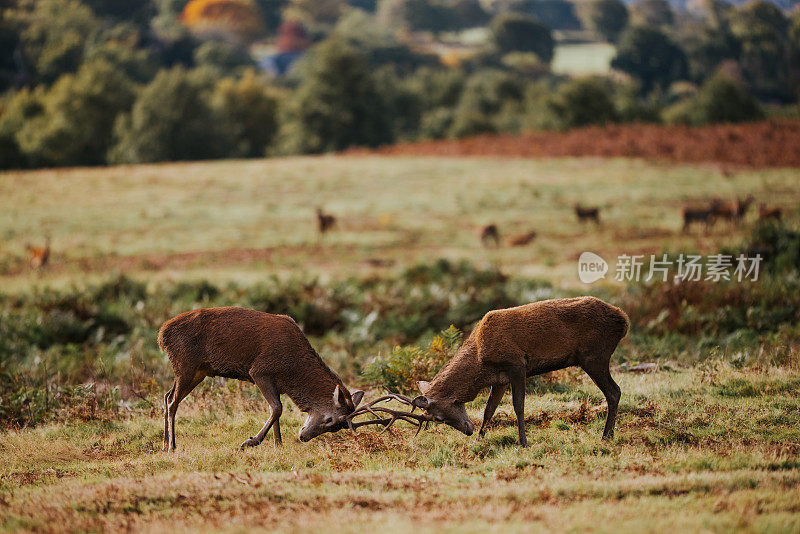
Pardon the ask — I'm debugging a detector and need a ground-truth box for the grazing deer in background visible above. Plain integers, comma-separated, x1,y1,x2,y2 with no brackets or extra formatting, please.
26,237,50,269
158,307,364,451
480,224,500,247
411,297,629,447
316,208,336,234
758,204,782,222
682,204,715,232
574,204,600,224
712,195,754,225
508,231,537,247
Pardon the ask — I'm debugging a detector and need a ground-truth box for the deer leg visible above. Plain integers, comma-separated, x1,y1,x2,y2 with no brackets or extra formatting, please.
479,384,507,436
509,367,528,447
167,370,205,452
582,363,621,440
162,381,176,452
241,374,283,448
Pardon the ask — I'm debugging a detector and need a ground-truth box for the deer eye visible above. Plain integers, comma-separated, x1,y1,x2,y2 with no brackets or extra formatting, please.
324,416,334,425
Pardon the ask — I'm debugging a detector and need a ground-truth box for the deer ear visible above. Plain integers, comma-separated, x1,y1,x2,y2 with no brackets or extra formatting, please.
412,395,429,409
333,385,345,408
350,390,364,409
417,381,430,394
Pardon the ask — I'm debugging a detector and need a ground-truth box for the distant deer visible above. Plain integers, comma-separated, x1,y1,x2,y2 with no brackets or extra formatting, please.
411,297,629,446
508,230,537,247
26,237,50,269
158,307,364,451
574,204,600,224
480,224,500,247
758,204,782,222
316,208,336,234
682,204,715,232
711,195,753,225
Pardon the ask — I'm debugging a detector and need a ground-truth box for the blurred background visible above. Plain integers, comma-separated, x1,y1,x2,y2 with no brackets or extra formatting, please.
0,0,799,167
1,0,800,427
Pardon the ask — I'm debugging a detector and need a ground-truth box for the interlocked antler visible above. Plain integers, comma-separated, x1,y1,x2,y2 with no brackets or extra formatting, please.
347,393,433,436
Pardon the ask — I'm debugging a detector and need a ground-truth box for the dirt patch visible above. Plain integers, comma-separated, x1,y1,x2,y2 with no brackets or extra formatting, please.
350,120,800,168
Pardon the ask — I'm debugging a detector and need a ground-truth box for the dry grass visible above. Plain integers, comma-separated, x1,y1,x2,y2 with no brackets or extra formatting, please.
1,156,798,289
1,365,799,532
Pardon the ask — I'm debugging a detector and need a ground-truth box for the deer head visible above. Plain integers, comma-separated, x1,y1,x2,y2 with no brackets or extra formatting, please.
298,384,364,441
411,381,474,436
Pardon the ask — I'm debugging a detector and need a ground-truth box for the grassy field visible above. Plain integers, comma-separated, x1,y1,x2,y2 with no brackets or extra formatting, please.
1,364,799,532
1,156,798,289
2,155,800,532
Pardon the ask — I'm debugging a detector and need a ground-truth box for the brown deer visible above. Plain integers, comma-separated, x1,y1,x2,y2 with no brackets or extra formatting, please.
758,204,782,222
480,224,500,247
158,307,364,451
712,195,754,225
682,204,715,232
411,297,629,447
574,204,600,224
508,231,537,247
316,208,336,234
25,237,50,269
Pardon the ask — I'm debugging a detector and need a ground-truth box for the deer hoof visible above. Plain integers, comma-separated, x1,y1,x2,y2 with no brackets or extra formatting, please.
240,437,260,449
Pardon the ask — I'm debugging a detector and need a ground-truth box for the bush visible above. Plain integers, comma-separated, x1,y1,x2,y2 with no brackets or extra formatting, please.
543,77,618,130
663,72,762,125
362,326,463,394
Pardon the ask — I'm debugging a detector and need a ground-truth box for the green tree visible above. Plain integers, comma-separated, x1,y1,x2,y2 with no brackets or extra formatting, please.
578,0,629,43
253,0,290,34
682,25,740,82
16,0,104,83
0,10,20,92
450,69,524,137
279,40,394,154
630,0,674,28
727,0,791,100
612,26,689,93
489,13,554,62
662,71,762,125
0,89,44,169
111,67,233,163
192,40,254,75
211,70,280,157
15,60,136,166
544,77,618,129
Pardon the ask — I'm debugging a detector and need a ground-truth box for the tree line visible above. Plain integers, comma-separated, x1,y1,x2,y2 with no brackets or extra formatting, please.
1,0,799,169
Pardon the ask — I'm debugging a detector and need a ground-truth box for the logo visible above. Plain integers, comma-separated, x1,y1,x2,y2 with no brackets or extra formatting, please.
578,252,608,284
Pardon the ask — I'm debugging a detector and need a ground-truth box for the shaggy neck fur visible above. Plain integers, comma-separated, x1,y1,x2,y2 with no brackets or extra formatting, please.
427,342,488,403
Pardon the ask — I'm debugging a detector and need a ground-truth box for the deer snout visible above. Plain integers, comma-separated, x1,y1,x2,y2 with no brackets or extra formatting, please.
463,419,474,436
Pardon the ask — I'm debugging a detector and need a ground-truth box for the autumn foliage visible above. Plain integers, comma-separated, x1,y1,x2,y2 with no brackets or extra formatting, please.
181,0,263,42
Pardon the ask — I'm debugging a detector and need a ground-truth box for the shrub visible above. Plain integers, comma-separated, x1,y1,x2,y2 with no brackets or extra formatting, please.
543,77,618,130
362,326,463,394
662,72,763,125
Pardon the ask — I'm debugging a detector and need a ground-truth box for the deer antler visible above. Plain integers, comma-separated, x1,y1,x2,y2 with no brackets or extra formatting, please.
346,394,433,437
